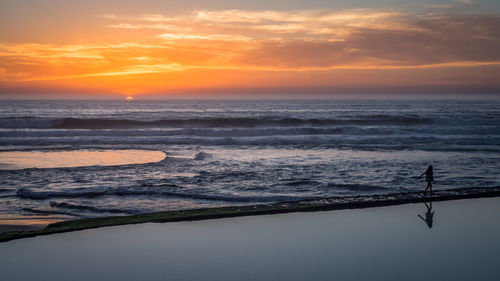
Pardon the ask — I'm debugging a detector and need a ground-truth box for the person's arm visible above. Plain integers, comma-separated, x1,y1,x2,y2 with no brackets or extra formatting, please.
418,172,425,178
418,214,425,221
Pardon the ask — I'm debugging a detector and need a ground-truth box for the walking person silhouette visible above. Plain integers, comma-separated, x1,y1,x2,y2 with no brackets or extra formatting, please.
418,165,434,195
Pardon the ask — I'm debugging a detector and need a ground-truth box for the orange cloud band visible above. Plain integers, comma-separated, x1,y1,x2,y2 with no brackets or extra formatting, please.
1,9,499,95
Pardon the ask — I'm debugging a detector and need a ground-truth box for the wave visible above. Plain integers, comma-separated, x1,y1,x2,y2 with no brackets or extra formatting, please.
3,125,500,139
3,134,499,152
0,118,57,129
0,115,432,129
326,183,388,192
16,187,318,203
0,127,386,137
16,186,169,199
50,201,139,214
22,207,77,216
17,188,114,199
281,179,323,187
194,152,211,160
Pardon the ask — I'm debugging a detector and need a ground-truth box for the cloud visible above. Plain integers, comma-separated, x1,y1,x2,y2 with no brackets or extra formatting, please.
234,13,500,68
157,33,251,42
104,9,411,36
1,9,499,86
454,0,476,5
424,4,454,9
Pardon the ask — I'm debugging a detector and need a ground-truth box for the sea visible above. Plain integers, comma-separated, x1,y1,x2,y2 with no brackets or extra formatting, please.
0,99,499,224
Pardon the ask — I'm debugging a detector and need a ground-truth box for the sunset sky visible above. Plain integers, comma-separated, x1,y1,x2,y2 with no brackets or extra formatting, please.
1,0,500,98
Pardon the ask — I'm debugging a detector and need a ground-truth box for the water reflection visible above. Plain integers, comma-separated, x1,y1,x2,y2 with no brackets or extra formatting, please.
418,201,435,228
0,150,166,170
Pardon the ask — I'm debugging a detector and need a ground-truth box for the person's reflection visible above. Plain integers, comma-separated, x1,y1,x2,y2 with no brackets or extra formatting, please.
418,201,435,228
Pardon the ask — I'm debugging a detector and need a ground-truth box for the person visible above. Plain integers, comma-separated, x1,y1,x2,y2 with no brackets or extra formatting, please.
418,165,434,195
418,202,435,228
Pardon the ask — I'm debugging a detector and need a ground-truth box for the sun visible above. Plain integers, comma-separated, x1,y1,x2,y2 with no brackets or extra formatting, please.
125,96,134,100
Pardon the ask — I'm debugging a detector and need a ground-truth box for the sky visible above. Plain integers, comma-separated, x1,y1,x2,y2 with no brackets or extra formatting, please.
1,0,499,98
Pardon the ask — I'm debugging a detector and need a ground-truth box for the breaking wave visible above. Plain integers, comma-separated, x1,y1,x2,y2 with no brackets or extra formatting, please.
0,115,432,129
2,99,499,223
16,187,317,203
49,201,140,214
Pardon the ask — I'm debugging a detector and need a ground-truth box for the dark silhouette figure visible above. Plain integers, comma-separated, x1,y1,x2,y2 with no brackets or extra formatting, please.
418,202,435,228
418,165,434,195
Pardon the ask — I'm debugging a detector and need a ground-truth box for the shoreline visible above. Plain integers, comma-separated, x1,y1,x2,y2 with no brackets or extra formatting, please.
1,186,500,243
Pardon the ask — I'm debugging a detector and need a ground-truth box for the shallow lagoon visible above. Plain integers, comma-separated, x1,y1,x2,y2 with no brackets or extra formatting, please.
1,197,499,281
0,149,166,170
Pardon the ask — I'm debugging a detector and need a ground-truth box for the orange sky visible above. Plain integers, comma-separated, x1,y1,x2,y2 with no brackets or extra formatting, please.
1,1,500,97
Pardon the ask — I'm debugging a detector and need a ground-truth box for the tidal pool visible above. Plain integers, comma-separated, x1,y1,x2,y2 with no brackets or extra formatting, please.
1,197,499,281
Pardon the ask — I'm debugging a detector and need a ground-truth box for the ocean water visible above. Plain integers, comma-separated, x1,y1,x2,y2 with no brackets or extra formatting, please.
0,99,499,224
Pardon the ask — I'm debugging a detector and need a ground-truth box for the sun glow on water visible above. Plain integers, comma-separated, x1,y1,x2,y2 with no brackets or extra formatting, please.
0,150,166,170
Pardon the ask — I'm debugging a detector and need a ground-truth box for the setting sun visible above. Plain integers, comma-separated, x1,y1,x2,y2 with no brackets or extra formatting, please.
125,96,134,100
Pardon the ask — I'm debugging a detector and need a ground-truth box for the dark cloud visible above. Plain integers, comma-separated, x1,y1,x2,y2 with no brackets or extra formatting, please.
237,14,500,67
233,40,354,67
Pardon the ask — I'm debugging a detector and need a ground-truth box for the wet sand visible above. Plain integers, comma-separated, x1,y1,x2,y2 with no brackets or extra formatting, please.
1,197,499,281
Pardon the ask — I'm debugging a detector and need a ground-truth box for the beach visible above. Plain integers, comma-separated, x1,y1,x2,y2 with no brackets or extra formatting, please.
1,99,499,227
2,1,500,279
1,196,499,281
0,99,498,280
